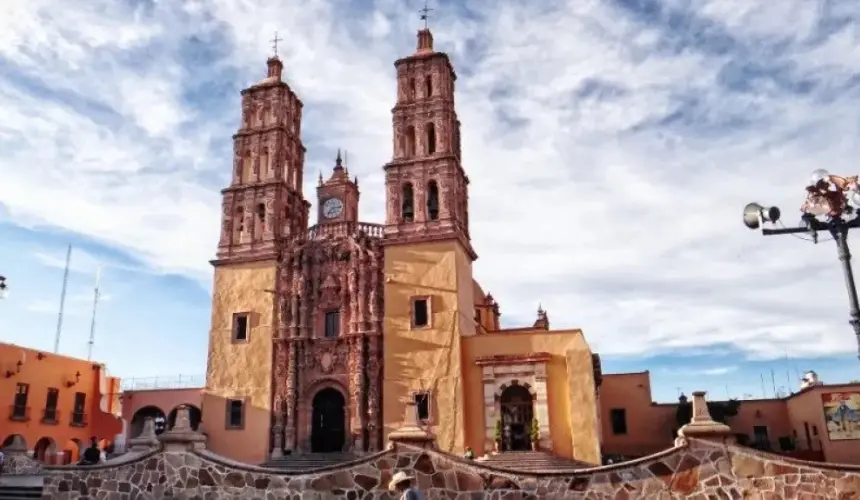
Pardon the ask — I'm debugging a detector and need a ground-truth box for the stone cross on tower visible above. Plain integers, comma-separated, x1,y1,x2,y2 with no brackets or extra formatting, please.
419,0,433,29
271,31,282,57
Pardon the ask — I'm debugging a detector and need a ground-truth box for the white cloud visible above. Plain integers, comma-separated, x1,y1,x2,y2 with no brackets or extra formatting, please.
2,0,860,362
699,366,738,376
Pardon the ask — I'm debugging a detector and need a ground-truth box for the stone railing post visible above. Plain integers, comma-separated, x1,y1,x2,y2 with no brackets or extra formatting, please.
677,391,735,446
387,400,436,449
158,405,207,452
0,435,43,475
128,417,161,452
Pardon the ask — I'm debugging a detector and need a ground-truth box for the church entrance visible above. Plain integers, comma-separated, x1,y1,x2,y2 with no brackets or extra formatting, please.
311,388,346,453
500,385,534,452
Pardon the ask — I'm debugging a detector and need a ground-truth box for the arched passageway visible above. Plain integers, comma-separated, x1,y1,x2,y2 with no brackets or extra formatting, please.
130,405,167,438
167,404,202,431
311,388,346,453
1,434,26,450
62,439,82,465
500,384,534,452
33,437,57,463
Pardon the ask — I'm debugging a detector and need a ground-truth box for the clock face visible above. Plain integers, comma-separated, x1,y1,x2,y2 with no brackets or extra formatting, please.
322,197,344,219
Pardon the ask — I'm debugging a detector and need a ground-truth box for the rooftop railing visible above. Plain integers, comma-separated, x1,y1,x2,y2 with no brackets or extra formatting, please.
120,375,205,391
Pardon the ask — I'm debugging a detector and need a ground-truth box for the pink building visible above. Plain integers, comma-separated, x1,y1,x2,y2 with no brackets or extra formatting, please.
598,371,860,464
120,376,203,442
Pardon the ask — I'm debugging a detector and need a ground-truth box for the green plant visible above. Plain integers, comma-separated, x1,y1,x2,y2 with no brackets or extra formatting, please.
529,418,540,440
494,420,503,441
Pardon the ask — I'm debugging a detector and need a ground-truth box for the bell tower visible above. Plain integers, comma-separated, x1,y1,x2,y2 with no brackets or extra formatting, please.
316,150,360,225
382,28,476,260
215,55,310,261
380,25,477,457
204,46,310,464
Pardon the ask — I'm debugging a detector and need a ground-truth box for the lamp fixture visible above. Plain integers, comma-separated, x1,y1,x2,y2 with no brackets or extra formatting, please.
66,371,81,388
744,169,860,360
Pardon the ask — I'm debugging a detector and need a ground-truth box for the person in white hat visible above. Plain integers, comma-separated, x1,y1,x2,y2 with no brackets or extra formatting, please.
388,470,424,499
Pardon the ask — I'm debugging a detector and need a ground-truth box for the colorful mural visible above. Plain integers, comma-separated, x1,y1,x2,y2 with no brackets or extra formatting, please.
822,392,860,441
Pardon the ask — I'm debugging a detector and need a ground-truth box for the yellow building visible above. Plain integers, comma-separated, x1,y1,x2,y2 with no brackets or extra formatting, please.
201,28,601,466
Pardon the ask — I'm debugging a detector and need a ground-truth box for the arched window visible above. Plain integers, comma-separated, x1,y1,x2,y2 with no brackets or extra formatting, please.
425,75,432,97
403,126,416,158
402,183,415,222
234,206,245,241
409,78,416,100
426,122,436,155
260,149,269,179
256,203,266,234
427,180,439,220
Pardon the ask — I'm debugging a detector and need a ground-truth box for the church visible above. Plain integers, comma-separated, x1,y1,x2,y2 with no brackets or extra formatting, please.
200,27,602,466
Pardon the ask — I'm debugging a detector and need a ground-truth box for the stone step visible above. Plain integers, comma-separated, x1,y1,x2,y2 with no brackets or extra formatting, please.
478,451,588,472
0,486,44,499
261,452,361,471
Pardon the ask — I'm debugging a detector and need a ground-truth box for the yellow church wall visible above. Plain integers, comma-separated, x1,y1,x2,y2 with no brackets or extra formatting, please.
456,248,477,339
462,331,601,464
382,241,472,453
201,261,276,464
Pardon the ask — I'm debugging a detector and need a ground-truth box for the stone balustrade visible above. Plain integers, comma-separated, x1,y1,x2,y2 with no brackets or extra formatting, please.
307,221,384,240
3,399,860,498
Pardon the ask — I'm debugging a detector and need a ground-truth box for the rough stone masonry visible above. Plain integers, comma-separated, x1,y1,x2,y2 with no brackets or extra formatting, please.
5,397,860,499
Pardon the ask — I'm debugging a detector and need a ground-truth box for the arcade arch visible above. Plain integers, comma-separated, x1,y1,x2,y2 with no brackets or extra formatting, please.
1,434,26,450
130,405,167,438
33,437,57,463
167,404,202,431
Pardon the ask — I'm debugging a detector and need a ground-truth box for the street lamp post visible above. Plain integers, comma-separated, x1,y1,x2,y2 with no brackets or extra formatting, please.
0,275,8,300
744,169,860,360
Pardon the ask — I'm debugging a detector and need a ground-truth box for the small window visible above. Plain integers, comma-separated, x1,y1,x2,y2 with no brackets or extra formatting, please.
753,425,769,445
812,425,818,436
227,399,244,429
414,392,431,422
233,313,249,342
324,311,340,338
425,75,432,97
13,383,28,407
610,408,627,435
413,298,429,328
11,383,28,419
71,392,86,425
44,388,59,422
409,78,416,100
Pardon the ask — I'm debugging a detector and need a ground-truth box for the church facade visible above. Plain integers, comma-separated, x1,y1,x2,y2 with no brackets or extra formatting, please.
201,29,602,466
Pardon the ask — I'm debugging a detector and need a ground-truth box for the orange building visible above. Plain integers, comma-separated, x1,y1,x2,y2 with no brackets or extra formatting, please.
0,342,123,464
598,371,860,464
121,383,203,439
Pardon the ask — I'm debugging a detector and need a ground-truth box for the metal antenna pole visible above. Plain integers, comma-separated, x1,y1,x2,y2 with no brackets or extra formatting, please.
87,266,102,361
54,244,72,353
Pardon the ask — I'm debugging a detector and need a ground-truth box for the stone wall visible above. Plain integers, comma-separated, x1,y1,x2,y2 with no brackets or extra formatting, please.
36,439,860,499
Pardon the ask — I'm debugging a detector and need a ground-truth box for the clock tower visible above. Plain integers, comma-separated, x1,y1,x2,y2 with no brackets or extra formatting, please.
317,150,359,224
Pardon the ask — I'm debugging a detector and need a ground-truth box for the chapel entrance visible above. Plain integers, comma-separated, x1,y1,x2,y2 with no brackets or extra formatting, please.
311,388,346,453
500,385,534,452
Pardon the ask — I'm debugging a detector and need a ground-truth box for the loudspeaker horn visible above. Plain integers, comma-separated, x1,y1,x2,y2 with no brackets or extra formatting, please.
743,203,780,230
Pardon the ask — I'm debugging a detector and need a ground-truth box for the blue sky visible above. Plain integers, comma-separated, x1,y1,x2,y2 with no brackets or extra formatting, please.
1,0,860,403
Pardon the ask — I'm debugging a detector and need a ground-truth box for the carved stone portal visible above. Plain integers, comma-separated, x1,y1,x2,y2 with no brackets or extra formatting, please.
271,233,384,457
